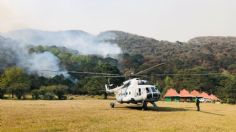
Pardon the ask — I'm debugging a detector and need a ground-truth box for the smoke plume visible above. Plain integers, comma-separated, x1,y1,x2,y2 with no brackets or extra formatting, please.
0,29,122,77
0,36,68,77
4,29,122,57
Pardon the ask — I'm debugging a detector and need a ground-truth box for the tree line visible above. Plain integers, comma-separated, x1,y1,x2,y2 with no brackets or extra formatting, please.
0,66,235,103
0,45,235,103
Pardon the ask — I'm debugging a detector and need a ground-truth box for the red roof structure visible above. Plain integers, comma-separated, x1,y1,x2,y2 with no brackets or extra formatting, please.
200,92,211,99
209,94,219,100
164,88,180,97
190,90,203,97
179,89,194,97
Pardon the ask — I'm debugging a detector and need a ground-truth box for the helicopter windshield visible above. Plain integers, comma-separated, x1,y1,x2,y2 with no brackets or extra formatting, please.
122,82,131,88
146,88,150,93
151,87,157,92
146,87,157,93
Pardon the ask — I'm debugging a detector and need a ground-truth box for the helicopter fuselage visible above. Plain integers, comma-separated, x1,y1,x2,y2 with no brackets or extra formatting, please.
115,84,160,104
106,78,161,104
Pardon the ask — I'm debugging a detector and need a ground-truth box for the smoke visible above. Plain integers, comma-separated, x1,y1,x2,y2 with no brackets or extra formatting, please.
3,29,122,57
0,29,122,77
18,52,69,78
0,37,68,77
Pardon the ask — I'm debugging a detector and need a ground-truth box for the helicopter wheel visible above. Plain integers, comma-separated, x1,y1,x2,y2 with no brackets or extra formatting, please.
142,101,147,111
110,102,115,108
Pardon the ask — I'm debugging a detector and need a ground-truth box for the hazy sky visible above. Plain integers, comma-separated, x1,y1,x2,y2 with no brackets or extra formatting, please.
0,0,235,41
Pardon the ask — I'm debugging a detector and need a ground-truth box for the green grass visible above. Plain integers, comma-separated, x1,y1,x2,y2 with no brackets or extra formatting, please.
0,99,236,132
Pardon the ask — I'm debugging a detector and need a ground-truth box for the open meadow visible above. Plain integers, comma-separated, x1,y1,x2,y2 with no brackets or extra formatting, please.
0,99,236,132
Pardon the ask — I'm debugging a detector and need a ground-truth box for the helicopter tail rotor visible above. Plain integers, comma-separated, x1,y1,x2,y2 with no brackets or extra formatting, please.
105,84,109,92
105,84,115,93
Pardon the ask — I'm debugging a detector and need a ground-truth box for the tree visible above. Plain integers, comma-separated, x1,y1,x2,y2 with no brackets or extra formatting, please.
38,86,56,100
0,87,6,99
0,81,6,99
32,89,40,100
162,76,174,95
35,85,68,100
222,75,236,104
11,83,30,99
1,67,30,99
53,85,68,100
83,78,107,95
164,76,174,88
0,75,7,99
95,63,124,85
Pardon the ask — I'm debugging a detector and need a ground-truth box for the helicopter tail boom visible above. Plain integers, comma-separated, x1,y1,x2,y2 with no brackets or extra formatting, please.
105,84,113,93
105,84,122,93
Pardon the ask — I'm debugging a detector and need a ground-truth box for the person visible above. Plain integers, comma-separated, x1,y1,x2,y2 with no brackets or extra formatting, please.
196,97,200,111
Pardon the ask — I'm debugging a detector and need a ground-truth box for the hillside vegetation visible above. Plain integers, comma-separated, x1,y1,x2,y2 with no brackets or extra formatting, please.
102,31,236,71
0,29,236,103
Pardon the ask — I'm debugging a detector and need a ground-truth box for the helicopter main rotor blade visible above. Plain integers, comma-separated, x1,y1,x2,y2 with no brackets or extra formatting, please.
40,70,121,76
150,73,225,76
134,63,165,76
86,75,126,78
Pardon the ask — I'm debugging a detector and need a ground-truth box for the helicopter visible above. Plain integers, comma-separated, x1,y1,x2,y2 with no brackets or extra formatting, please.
105,63,165,110
41,63,165,110
41,62,223,110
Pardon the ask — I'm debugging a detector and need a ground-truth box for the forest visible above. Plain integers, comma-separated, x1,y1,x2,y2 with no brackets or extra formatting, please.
0,30,235,103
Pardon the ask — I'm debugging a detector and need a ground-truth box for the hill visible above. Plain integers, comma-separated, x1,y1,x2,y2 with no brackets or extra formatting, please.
0,29,236,103
3,29,122,56
100,31,236,71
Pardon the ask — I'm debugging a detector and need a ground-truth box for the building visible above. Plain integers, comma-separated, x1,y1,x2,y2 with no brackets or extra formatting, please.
164,88,180,102
179,89,194,102
207,94,220,102
199,92,212,102
209,94,219,101
190,90,203,98
164,88,220,103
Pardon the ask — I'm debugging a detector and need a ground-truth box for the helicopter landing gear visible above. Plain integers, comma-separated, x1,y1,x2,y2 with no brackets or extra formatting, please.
151,102,158,109
110,102,115,108
142,101,147,110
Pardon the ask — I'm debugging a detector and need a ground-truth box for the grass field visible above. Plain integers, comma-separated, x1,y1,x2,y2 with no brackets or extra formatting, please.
0,99,236,132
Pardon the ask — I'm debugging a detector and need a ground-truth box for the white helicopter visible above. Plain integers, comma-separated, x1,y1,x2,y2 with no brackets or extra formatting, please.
42,63,164,110
105,63,164,110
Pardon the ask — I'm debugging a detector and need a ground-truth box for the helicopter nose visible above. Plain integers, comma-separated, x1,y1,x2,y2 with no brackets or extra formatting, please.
146,92,160,100
147,93,152,99
153,93,160,100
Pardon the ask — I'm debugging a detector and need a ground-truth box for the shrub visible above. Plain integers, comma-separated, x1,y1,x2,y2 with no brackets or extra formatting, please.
43,92,56,100
32,89,40,100
36,85,68,100
0,87,6,99
53,85,68,100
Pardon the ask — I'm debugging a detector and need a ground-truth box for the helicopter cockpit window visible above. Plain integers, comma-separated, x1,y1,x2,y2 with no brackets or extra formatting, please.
146,88,150,93
151,87,157,92
123,82,131,88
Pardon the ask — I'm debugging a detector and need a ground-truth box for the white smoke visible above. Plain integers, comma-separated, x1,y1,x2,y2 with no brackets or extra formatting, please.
18,52,69,78
3,29,122,57
0,37,68,77
0,29,122,77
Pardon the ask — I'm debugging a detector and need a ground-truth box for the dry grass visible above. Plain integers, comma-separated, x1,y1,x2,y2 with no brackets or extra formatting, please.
0,99,236,132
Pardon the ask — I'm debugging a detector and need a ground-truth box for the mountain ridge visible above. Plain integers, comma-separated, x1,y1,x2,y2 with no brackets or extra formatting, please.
1,29,236,71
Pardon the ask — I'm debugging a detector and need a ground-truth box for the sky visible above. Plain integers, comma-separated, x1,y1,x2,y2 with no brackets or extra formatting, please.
0,0,235,41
